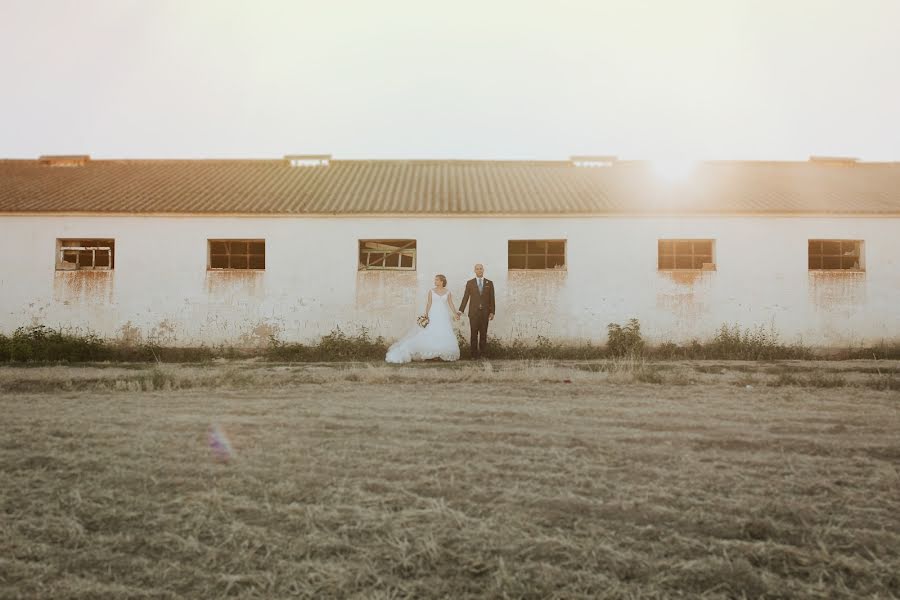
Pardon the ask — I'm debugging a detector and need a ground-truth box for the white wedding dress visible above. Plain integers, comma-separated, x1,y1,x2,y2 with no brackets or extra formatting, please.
385,290,460,363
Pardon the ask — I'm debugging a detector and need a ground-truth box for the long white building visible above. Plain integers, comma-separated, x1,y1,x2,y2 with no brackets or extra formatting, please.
0,154,897,347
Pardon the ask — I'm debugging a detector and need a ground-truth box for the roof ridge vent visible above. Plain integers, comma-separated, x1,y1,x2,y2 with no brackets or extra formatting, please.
570,155,617,167
284,154,331,167
809,155,859,165
39,155,90,167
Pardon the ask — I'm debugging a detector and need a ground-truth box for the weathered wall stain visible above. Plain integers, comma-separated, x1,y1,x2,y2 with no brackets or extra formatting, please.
237,320,281,348
52,271,114,305
205,271,264,297
655,271,713,325
808,271,866,311
658,270,707,287
354,271,419,334
355,271,418,309
27,301,51,327
505,270,568,338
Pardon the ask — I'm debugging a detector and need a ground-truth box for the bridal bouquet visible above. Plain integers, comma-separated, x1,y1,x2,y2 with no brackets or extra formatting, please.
417,314,430,328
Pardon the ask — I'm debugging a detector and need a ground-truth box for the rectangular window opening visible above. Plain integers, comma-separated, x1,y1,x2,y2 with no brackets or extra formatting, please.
56,239,115,271
358,239,417,271
808,239,863,271
207,239,266,270
508,240,567,270
658,239,716,271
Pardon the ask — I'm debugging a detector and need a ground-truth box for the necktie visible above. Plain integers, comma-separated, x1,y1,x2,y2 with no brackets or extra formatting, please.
478,278,483,293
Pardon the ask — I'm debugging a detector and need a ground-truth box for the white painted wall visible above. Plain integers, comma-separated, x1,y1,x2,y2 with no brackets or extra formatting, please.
0,215,897,347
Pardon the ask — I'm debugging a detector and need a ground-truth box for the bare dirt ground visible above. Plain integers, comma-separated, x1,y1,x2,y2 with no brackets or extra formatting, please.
1,360,899,599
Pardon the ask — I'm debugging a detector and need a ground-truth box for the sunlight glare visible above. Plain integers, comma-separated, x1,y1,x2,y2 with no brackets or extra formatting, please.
651,159,697,183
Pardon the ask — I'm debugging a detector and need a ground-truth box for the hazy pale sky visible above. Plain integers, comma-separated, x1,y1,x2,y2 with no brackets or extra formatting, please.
2,0,899,161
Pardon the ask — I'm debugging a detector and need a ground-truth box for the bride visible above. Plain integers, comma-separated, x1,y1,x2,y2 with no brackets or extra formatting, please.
385,274,461,364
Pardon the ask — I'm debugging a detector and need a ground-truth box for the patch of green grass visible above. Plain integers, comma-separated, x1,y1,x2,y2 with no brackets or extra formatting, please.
731,372,762,387
770,371,846,388
634,369,664,384
267,327,388,362
804,371,847,388
0,326,111,362
771,372,802,387
864,376,900,391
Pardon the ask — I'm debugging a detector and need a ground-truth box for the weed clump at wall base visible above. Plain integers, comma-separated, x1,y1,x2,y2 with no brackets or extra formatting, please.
705,324,811,360
607,319,645,357
651,324,813,361
0,326,232,364
0,326,111,362
267,327,388,362
477,334,605,361
0,320,883,363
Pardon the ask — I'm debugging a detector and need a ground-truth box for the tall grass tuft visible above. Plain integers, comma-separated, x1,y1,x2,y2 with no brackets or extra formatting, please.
707,324,808,360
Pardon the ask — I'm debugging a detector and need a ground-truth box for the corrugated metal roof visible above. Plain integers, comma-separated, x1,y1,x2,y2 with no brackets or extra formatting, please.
1,158,899,215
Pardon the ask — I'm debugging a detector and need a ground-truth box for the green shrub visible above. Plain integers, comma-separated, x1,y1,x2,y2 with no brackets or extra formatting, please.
607,318,644,357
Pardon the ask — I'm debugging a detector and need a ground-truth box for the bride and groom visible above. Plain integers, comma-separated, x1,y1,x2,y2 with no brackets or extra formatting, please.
385,264,496,363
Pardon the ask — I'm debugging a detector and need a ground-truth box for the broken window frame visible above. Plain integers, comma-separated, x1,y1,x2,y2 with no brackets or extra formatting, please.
808,239,864,271
55,239,115,271
358,239,417,271
658,239,715,271
207,239,266,271
507,240,567,270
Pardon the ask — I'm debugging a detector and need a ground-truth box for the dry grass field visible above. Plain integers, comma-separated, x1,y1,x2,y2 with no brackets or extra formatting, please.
1,359,899,599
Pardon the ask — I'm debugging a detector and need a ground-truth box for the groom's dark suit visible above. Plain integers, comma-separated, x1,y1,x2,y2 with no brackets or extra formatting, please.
458,277,496,359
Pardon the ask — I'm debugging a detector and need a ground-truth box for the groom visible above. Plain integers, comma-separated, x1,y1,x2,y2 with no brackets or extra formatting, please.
457,263,495,359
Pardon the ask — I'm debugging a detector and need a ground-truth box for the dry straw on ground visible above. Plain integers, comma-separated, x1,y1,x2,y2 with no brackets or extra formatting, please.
1,359,898,599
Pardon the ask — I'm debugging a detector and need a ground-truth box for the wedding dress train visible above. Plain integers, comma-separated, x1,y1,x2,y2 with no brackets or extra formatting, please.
385,290,460,363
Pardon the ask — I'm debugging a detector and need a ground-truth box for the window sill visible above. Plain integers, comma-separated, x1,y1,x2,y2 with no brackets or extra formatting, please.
808,269,865,273
657,268,716,273
507,268,568,272
358,268,417,272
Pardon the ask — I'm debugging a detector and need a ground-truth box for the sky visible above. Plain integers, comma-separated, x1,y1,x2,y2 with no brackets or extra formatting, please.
2,0,899,161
